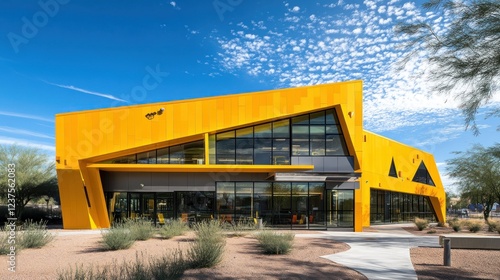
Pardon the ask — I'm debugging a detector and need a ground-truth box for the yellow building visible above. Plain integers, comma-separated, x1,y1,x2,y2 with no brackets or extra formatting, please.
55,81,446,231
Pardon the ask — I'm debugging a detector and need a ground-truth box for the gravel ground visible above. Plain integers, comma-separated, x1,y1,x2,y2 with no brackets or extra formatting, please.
1,227,499,280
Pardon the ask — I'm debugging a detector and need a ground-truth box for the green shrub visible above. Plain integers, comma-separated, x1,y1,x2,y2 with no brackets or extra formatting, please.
58,250,188,280
255,230,295,255
124,218,155,241
0,230,10,254
437,221,447,227
18,220,54,249
449,220,462,232
122,253,150,280
188,220,226,268
149,249,187,279
158,219,188,239
486,219,499,232
227,219,257,237
467,220,483,233
414,218,429,231
57,263,110,280
427,229,437,234
101,224,135,250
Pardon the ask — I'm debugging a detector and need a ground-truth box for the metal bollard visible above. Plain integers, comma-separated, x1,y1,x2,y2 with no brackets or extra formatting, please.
443,238,451,266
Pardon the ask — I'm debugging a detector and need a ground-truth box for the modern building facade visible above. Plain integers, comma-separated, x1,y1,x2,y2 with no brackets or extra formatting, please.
55,81,446,231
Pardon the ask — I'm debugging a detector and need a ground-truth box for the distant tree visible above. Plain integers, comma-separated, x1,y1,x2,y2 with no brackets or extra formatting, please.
396,0,500,134
447,144,500,220
0,145,58,220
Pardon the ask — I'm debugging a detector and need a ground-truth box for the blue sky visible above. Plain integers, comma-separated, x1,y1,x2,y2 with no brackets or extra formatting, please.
0,0,498,193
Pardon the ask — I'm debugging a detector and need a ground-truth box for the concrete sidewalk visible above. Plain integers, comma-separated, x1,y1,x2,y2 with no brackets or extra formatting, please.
296,224,439,280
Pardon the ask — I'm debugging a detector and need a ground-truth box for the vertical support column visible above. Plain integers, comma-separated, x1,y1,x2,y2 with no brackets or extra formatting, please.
443,238,451,266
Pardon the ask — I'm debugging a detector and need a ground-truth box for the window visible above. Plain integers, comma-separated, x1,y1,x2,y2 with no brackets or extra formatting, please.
389,158,398,178
215,120,290,165
100,140,204,165
412,161,435,186
292,109,348,156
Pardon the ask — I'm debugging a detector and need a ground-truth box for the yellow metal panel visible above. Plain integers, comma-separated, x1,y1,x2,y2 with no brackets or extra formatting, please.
360,131,446,228
54,81,385,230
57,169,93,229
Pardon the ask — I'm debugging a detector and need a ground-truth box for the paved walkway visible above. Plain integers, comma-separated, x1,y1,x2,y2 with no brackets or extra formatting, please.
296,224,440,280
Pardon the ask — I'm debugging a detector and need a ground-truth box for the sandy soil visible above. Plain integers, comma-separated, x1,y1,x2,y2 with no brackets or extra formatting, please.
1,227,499,280
0,230,366,280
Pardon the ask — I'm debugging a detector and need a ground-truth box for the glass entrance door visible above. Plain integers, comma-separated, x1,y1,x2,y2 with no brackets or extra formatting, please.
157,193,174,223
327,189,354,228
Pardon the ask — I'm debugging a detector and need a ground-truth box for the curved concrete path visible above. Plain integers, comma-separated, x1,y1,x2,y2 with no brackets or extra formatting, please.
297,224,440,280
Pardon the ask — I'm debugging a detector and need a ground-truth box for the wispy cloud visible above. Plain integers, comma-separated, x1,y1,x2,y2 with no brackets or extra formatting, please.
0,126,54,139
0,138,55,152
43,80,128,103
208,1,500,134
0,111,54,123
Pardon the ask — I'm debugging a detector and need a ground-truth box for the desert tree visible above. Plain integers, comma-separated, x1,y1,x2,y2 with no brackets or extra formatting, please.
447,144,500,220
395,0,500,134
0,145,58,220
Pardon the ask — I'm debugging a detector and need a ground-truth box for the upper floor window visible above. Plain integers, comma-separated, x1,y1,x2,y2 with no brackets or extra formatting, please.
100,140,204,165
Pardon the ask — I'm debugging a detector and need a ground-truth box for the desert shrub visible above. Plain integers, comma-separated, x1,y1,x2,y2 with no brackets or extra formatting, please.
188,220,226,268
437,221,447,227
149,249,187,279
58,250,187,280
414,218,429,231
101,224,135,250
158,219,188,239
124,218,155,241
0,229,10,254
255,230,295,255
467,220,483,233
227,218,257,237
57,263,110,280
449,220,462,232
486,219,499,232
18,220,54,249
427,229,437,234
122,253,150,280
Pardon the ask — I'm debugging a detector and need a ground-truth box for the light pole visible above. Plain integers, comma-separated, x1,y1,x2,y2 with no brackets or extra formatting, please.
44,196,50,217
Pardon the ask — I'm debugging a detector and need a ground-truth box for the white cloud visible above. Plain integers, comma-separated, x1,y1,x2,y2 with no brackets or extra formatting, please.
209,1,500,135
43,81,128,102
291,6,300,13
0,126,54,139
170,1,176,7
0,111,53,123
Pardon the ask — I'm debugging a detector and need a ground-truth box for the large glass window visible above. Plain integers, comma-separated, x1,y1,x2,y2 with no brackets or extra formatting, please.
216,182,331,229
292,109,348,156
216,120,291,165
213,108,349,164
100,140,204,165
370,189,437,224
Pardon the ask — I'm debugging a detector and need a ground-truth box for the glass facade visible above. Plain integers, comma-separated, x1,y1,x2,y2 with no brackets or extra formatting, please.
100,140,205,164
105,183,356,229
215,108,349,165
215,182,354,229
370,189,437,223
105,191,214,225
